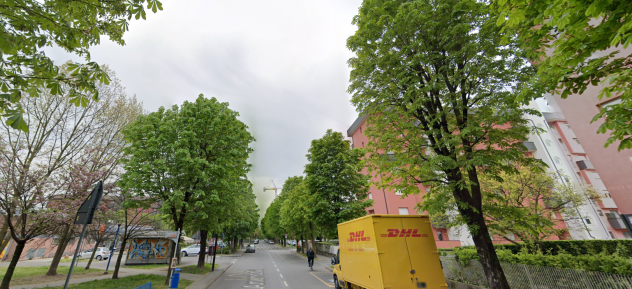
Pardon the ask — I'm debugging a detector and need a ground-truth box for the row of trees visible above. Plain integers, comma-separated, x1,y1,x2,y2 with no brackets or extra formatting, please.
2,0,259,286
345,0,627,288
0,68,145,288
119,94,258,280
261,130,372,249
0,74,259,288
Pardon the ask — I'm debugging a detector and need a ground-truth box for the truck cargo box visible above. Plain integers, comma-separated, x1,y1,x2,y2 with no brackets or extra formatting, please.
333,215,447,289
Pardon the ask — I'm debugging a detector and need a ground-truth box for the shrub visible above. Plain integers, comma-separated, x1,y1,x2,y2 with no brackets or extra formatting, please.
494,239,632,257
452,246,632,275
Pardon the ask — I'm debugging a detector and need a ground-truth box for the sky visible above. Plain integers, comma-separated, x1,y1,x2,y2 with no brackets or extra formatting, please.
47,0,364,218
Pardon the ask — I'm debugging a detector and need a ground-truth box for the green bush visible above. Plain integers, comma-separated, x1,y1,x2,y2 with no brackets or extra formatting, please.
494,239,632,257
452,246,632,275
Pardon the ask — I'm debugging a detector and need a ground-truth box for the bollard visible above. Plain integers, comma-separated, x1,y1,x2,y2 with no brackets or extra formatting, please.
169,268,181,288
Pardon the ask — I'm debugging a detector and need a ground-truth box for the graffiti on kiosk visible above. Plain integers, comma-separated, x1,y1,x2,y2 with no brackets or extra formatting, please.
128,239,169,259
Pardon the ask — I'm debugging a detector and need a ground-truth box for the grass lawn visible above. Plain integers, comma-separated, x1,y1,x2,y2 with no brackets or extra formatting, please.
47,274,194,289
0,266,103,286
124,263,169,270
178,263,218,275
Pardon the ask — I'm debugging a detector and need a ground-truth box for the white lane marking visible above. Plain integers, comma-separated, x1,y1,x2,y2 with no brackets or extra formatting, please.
277,268,280,272
274,264,277,267
284,281,288,286
280,274,283,278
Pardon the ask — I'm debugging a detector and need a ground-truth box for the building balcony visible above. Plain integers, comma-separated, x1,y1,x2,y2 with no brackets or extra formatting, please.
601,198,618,209
542,112,566,122
576,159,595,170
606,213,628,229
522,141,537,152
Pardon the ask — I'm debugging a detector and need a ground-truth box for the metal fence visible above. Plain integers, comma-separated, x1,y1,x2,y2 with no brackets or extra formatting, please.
440,256,632,289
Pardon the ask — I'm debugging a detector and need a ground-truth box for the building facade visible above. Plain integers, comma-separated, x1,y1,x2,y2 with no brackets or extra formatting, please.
348,98,632,245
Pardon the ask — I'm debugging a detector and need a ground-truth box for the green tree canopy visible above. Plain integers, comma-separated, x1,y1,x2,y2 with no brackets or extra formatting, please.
347,0,537,287
479,164,590,246
494,0,632,150
0,0,163,131
304,129,371,238
120,94,254,247
279,176,316,242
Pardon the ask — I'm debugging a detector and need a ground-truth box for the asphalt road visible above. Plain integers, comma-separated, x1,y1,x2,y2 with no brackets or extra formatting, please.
209,245,335,289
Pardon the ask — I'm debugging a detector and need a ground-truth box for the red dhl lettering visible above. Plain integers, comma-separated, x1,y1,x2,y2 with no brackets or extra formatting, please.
380,229,427,238
347,230,371,242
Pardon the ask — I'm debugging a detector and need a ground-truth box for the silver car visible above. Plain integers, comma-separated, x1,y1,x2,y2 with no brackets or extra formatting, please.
77,247,110,261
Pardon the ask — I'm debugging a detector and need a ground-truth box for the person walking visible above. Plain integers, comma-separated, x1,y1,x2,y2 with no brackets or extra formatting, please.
306,247,315,270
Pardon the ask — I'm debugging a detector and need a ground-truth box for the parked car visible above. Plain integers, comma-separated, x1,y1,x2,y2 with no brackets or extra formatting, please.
181,244,201,256
254,239,259,244
77,247,109,260
246,244,255,253
269,240,274,244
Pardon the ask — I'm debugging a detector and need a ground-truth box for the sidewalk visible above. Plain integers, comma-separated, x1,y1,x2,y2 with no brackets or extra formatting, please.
12,250,245,289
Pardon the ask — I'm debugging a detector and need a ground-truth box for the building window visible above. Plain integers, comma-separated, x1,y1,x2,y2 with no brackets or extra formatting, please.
609,231,615,239
573,138,581,145
398,207,409,215
437,231,444,241
368,193,372,200
368,209,375,215
362,142,364,147
395,189,403,196
545,139,552,146
623,231,632,239
597,210,603,216
585,218,592,225
554,157,562,164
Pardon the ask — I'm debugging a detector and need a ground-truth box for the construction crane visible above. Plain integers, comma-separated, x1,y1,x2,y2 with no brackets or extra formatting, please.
263,181,280,198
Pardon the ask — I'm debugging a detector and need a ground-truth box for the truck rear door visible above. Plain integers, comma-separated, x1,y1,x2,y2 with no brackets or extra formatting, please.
374,216,415,288
401,217,447,289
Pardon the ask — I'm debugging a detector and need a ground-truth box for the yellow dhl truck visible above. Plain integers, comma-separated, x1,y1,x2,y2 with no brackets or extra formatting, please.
331,215,447,289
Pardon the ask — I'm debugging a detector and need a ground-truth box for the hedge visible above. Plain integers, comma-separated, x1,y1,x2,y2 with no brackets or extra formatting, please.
451,246,632,276
494,239,632,257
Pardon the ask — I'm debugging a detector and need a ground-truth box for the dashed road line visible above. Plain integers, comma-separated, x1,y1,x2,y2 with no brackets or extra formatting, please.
284,281,288,286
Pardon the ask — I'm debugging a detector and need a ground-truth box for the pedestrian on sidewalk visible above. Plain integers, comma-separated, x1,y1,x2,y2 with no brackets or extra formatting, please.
307,247,315,269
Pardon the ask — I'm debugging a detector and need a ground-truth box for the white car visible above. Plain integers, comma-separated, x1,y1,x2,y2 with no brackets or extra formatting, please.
181,244,201,256
77,247,110,261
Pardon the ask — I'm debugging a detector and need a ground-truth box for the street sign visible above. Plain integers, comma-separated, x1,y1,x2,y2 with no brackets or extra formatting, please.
74,181,104,225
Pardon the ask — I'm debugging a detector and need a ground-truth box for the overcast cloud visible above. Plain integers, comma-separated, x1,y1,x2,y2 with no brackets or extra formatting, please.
47,0,363,218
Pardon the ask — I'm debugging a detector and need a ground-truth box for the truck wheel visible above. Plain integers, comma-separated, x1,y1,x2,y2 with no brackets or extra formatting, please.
333,275,342,289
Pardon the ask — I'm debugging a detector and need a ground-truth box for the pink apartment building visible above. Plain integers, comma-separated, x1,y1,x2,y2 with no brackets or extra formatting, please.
347,115,462,248
542,93,632,239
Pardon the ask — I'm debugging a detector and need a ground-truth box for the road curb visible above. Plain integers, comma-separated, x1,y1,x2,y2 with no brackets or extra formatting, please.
204,261,235,289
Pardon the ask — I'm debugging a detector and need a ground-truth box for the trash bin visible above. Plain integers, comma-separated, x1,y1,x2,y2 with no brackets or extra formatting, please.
169,268,181,288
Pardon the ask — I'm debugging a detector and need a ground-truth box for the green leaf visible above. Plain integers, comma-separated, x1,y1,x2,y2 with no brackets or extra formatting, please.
5,112,28,132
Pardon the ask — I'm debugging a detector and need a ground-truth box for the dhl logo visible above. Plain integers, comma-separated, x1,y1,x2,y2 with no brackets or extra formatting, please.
348,230,370,242
380,229,428,238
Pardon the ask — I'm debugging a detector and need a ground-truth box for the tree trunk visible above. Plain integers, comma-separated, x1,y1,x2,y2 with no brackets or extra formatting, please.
112,237,128,279
85,239,102,269
197,230,207,268
457,197,510,289
0,240,26,289
46,225,72,276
